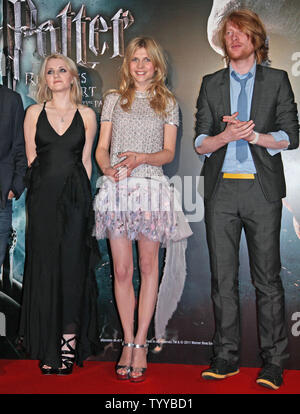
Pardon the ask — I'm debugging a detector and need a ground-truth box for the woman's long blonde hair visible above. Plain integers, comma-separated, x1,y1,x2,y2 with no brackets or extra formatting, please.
116,37,175,116
36,54,82,105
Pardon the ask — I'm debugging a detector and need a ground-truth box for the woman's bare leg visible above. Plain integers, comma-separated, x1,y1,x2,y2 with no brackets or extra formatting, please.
131,235,160,377
109,236,135,372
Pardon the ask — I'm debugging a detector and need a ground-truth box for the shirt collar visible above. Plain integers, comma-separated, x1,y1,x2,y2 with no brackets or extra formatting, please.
230,61,256,79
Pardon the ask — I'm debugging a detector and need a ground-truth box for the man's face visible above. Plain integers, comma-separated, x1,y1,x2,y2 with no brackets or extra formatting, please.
224,21,255,62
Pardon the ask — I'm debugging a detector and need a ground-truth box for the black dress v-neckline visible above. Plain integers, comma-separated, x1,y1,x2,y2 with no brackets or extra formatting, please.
43,106,79,137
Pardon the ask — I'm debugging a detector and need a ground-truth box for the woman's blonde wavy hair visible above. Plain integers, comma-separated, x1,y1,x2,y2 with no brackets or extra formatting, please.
114,37,175,116
36,54,82,105
218,9,269,66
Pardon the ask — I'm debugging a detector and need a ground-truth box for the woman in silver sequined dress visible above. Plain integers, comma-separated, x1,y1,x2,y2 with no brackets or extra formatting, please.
93,37,192,382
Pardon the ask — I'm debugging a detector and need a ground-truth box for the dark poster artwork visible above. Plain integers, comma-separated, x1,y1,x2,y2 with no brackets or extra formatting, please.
0,0,299,369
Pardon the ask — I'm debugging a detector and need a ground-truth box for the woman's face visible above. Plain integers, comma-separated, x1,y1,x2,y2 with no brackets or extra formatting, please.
129,47,156,91
45,58,74,93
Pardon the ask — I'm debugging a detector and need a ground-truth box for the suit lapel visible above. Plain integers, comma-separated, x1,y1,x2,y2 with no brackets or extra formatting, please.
250,64,264,120
220,68,231,115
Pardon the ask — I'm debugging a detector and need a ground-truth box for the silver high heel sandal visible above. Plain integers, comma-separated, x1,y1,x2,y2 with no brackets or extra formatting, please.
115,341,134,380
129,343,148,383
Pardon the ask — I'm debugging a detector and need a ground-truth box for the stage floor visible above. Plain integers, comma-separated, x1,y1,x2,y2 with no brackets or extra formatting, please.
0,358,299,396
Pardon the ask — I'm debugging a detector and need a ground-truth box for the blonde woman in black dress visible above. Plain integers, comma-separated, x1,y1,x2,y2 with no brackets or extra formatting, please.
20,54,99,375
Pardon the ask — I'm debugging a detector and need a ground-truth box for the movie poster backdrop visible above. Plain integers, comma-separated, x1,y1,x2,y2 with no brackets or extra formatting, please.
0,0,299,369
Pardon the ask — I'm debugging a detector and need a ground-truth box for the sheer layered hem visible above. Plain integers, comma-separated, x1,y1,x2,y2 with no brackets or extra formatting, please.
93,175,191,245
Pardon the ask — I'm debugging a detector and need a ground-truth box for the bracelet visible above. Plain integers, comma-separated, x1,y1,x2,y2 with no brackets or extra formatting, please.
249,131,259,145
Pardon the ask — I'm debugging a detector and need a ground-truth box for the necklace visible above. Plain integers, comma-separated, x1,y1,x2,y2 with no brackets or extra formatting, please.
53,106,76,123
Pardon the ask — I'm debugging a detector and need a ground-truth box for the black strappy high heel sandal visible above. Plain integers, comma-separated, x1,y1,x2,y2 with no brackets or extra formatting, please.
57,335,76,376
39,362,58,375
115,342,134,380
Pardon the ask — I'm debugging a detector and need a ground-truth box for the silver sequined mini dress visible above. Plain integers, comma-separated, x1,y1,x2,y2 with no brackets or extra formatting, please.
93,91,192,340
93,91,191,245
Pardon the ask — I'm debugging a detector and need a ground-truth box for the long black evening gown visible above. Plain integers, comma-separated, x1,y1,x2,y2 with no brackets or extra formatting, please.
20,104,100,368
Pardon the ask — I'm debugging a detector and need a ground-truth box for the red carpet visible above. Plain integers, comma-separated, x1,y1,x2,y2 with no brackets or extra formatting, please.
0,359,299,395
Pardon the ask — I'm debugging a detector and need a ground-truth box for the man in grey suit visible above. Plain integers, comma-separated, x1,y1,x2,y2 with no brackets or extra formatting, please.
0,85,26,270
195,9,299,390
0,84,27,344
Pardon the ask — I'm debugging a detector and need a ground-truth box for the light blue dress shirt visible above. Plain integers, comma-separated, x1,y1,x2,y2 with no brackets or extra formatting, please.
195,62,290,173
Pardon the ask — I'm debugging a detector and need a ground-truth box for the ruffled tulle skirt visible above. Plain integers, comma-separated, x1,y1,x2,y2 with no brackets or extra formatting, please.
93,175,191,246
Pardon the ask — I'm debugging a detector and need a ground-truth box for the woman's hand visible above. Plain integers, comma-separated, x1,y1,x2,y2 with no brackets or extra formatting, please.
114,151,144,181
7,191,15,200
102,166,118,182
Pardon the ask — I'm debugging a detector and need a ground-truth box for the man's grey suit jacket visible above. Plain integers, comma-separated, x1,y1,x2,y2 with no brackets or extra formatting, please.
196,64,299,202
0,85,27,208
